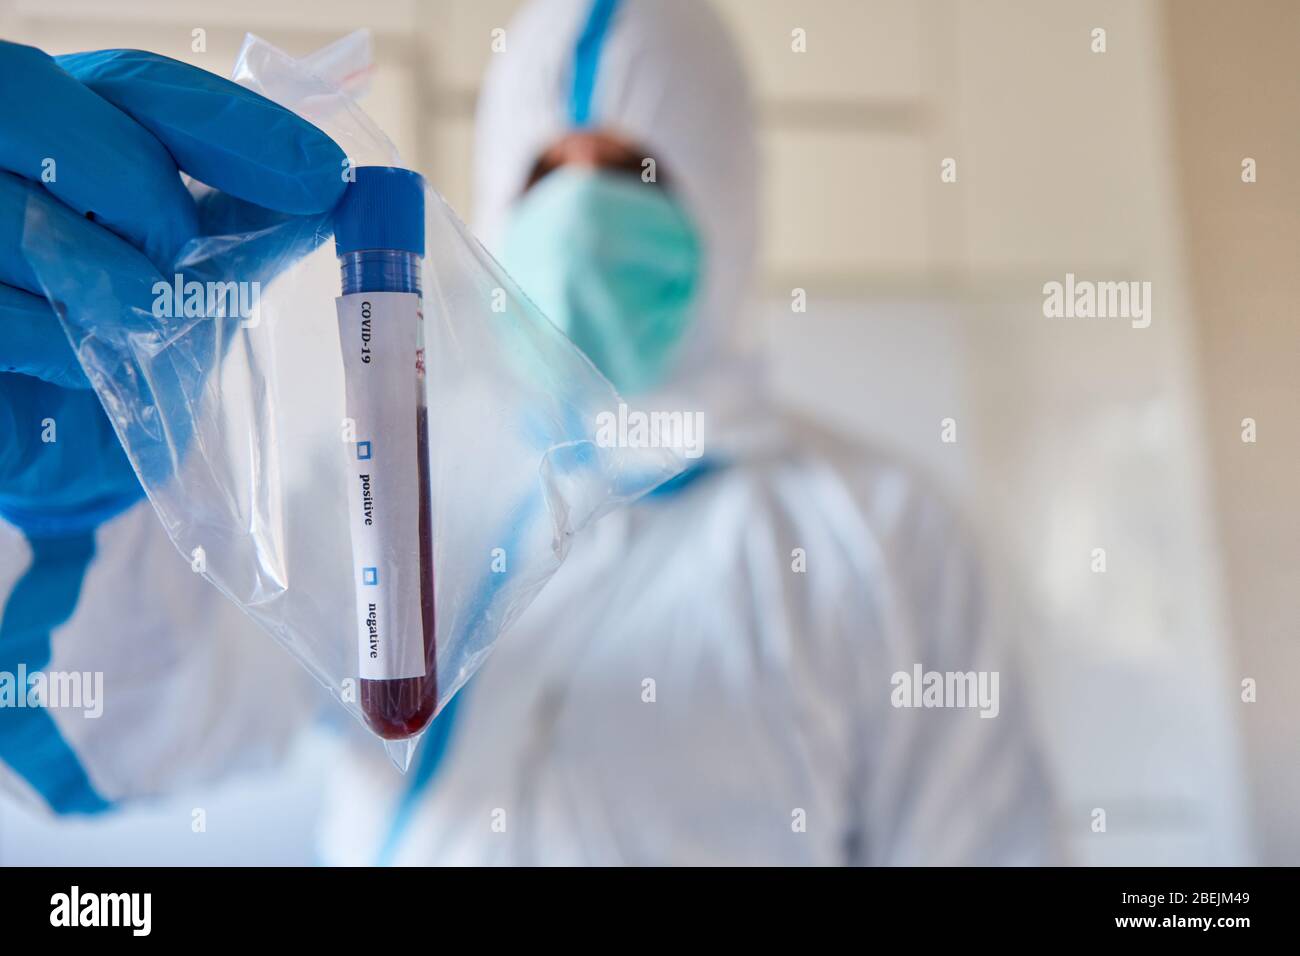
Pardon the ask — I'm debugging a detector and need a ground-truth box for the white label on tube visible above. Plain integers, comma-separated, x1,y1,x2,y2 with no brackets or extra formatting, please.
336,292,426,682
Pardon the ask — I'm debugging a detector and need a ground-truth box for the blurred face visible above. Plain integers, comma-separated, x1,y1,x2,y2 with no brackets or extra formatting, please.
502,130,702,396
524,130,653,188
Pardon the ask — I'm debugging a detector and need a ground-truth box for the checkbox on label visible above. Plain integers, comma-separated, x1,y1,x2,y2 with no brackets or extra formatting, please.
357,440,372,461
362,567,379,586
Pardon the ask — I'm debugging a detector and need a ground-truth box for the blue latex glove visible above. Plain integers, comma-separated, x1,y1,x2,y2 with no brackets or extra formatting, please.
0,43,345,536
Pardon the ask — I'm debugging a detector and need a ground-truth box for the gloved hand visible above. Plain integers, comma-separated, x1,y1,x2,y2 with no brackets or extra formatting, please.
0,42,346,536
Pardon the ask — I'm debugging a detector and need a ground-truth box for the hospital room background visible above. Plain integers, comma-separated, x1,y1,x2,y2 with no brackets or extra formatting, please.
0,0,1295,866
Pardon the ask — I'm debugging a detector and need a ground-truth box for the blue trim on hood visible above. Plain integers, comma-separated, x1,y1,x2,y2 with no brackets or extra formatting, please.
569,0,622,126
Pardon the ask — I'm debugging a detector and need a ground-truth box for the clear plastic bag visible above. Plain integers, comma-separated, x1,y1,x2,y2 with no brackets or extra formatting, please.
21,34,682,769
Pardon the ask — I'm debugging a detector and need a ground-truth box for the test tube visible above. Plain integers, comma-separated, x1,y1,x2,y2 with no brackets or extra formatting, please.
334,166,436,739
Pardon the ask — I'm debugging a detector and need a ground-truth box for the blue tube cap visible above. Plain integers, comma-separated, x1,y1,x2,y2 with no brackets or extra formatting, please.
334,166,425,257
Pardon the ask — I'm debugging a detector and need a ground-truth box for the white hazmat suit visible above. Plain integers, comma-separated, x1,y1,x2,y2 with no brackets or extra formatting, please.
317,0,1057,866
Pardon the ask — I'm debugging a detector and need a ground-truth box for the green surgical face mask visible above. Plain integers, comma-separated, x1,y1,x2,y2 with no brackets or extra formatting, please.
502,167,702,395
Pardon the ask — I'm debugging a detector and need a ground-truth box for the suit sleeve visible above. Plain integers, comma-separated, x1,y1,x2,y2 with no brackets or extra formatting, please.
0,500,320,815
847,468,1062,865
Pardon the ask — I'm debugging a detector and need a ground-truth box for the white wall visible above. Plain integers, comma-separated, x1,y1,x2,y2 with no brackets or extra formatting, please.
0,0,1266,864
1166,0,1300,865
